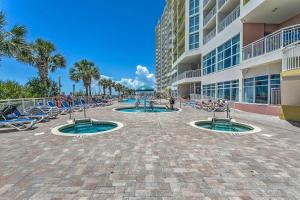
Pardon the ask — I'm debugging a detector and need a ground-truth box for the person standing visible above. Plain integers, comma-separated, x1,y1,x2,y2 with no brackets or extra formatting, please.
169,96,175,110
67,92,73,107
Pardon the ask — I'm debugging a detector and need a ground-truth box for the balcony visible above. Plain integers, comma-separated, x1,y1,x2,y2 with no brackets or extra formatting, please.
203,27,216,44
218,5,240,33
203,0,210,8
174,69,201,85
282,41,300,73
204,5,216,26
242,24,300,61
218,0,229,9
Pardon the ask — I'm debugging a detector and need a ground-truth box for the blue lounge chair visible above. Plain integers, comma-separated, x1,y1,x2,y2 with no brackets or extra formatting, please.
62,101,83,112
0,118,37,131
1,104,49,123
47,101,68,115
36,102,59,118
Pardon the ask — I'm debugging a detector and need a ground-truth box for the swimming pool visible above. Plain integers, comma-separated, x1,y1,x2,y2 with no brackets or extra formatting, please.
190,119,260,135
120,98,144,104
115,106,179,113
52,119,123,136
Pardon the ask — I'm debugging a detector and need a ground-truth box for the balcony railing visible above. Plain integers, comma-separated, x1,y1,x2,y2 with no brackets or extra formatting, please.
218,0,229,9
242,24,300,61
204,27,216,44
204,5,216,26
218,5,240,33
203,0,210,8
282,41,300,72
178,69,201,81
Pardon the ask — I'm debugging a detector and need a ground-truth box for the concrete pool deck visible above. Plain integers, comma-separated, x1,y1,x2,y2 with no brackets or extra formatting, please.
0,102,299,199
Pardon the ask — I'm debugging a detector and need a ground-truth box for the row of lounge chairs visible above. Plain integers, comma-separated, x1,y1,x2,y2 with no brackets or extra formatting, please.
184,99,228,112
0,98,113,132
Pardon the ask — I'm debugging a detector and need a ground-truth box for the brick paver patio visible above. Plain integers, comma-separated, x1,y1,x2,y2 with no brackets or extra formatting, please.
0,102,299,200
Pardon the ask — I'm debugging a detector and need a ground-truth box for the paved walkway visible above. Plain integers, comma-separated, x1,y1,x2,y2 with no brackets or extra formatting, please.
0,102,299,200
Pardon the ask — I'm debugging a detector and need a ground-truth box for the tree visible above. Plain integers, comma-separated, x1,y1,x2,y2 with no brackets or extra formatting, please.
28,38,66,82
98,79,109,96
107,79,115,96
26,78,59,97
69,59,100,97
0,11,31,62
114,83,123,97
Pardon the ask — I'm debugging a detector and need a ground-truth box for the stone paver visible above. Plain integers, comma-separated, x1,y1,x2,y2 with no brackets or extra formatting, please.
0,102,300,200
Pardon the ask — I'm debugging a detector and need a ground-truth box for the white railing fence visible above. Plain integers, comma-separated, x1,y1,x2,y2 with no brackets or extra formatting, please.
218,0,229,9
243,24,300,60
203,0,210,8
204,5,216,26
0,98,55,113
218,5,240,33
204,27,216,44
282,41,300,72
178,69,201,81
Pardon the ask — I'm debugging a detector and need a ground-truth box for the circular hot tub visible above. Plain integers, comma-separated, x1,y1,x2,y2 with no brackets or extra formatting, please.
190,118,260,135
52,119,123,136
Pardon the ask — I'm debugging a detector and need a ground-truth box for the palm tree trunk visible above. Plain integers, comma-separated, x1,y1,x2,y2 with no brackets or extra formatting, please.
89,85,92,96
85,86,88,97
109,86,112,96
38,65,49,82
103,86,106,95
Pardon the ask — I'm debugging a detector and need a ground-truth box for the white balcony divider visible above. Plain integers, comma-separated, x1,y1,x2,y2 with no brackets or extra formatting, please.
204,27,216,44
218,5,240,33
177,69,201,81
203,0,210,8
218,0,229,9
204,5,216,26
242,24,300,61
282,41,300,72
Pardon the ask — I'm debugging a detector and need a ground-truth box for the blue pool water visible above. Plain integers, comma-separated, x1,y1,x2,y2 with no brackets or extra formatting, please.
59,120,118,134
121,98,145,104
116,107,178,113
195,119,253,133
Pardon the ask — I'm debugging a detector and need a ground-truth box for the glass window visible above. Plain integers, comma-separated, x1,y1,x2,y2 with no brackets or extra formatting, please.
244,78,254,103
189,15,199,33
189,33,199,50
217,34,240,71
203,83,216,98
202,50,216,75
189,0,200,16
217,80,239,101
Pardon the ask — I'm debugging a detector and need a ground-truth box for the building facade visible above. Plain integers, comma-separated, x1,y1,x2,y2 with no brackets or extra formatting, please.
155,0,300,121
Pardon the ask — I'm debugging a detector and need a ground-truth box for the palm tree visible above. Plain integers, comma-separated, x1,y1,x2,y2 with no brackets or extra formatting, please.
0,11,31,62
69,59,100,97
28,38,66,82
107,79,115,96
98,79,109,96
114,83,123,97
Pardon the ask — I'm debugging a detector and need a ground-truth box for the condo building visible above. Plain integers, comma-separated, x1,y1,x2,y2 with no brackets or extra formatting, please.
155,0,300,121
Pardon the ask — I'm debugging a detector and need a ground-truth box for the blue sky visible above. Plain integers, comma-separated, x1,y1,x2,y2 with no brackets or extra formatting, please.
0,0,165,93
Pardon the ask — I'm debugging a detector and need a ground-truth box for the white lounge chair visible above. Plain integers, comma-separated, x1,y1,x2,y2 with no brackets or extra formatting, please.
0,118,37,131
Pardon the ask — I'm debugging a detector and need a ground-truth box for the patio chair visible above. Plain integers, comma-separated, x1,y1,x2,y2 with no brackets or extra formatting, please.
10,107,49,123
62,101,83,112
47,101,68,115
80,99,92,108
0,118,37,131
36,103,59,118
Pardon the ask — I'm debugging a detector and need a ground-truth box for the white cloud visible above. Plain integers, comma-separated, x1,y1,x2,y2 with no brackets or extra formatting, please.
101,75,111,80
117,65,155,89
